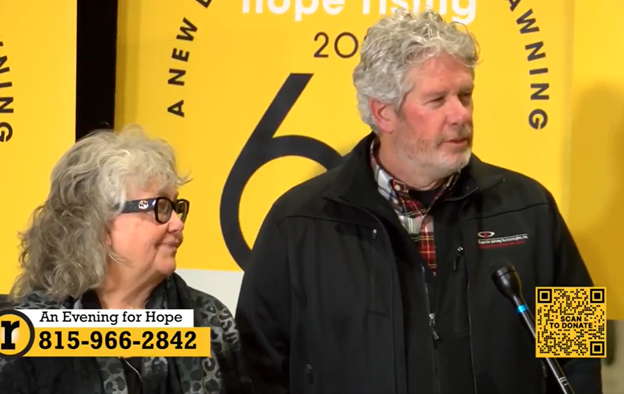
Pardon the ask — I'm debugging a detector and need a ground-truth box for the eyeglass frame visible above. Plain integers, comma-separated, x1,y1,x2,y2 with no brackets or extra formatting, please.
117,197,190,224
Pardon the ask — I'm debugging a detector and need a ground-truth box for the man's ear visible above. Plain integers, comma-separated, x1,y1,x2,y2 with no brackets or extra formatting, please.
369,98,398,134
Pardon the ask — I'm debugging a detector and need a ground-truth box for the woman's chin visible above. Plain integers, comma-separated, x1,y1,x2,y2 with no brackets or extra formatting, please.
155,258,177,276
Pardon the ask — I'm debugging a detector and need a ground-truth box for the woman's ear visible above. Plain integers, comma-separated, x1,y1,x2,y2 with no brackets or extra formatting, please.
103,225,112,248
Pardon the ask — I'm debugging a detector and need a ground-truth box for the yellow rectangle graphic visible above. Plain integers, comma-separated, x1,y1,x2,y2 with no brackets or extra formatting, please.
535,287,607,358
25,327,211,358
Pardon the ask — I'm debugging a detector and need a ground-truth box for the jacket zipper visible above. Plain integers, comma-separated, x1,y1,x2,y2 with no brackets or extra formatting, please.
453,246,478,393
306,362,314,387
422,266,441,394
466,268,478,394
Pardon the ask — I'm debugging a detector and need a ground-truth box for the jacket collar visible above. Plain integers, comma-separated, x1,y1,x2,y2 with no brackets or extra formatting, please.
324,132,505,208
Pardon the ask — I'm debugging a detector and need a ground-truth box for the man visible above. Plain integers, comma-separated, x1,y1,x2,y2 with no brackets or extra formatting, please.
235,9,602,394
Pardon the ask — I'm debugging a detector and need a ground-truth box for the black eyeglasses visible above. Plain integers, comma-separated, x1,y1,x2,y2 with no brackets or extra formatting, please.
119,197,190,224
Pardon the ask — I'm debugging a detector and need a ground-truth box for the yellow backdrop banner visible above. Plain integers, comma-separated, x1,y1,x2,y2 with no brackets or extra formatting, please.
0,3,77,294
115,0,571,270
569,0,624,319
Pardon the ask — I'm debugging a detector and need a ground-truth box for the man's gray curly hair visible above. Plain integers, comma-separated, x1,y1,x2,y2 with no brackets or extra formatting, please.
353,8,480,133
10,124,190,301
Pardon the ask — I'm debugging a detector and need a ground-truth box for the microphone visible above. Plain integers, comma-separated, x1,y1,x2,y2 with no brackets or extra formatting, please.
490,259,575,394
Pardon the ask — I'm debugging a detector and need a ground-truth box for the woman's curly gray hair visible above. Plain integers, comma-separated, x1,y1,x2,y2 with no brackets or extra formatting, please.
10,125,190,301
353,8,480,133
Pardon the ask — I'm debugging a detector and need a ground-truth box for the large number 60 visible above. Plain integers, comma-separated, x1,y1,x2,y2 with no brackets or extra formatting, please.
219,73,345,270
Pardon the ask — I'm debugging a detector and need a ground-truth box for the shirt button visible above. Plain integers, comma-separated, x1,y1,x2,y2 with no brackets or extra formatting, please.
394,184,401,191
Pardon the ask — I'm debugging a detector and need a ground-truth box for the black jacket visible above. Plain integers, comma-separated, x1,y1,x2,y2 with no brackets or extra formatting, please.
235,133,602,394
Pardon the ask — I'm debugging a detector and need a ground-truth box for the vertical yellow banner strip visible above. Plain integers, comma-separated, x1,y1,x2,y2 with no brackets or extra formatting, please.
570,0,624,319
471,0,574,216
0,3,77,293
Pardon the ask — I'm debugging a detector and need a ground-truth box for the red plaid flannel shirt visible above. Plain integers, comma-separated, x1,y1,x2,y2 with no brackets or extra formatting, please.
370,140,457,275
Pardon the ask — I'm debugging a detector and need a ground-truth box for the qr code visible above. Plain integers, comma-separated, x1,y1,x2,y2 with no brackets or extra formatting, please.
535,287,606,358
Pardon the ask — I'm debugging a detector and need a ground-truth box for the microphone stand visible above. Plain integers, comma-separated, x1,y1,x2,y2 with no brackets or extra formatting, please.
512,296,574,394
492,265,575,394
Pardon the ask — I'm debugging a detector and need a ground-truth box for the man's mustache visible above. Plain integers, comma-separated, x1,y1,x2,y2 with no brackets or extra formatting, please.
444,125,473,141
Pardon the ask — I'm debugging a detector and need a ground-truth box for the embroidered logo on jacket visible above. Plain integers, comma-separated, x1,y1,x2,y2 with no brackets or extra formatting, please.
477,231,528,249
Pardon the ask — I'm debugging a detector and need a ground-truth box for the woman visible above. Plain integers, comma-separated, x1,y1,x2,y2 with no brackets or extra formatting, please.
0,125,251,394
